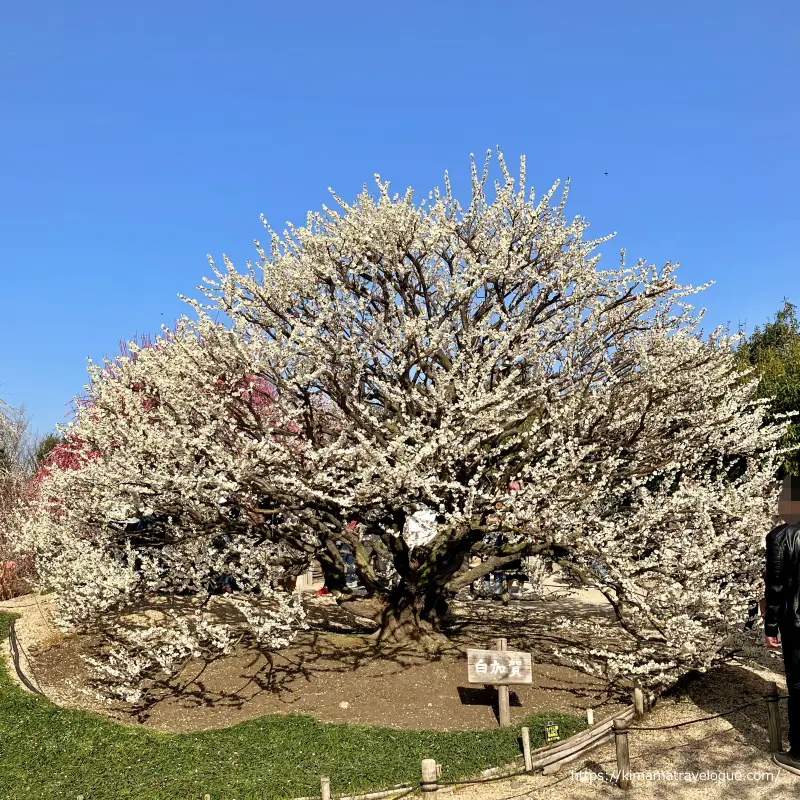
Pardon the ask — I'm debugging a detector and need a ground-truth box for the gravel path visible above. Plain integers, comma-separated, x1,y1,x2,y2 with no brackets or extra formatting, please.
443,659,797,800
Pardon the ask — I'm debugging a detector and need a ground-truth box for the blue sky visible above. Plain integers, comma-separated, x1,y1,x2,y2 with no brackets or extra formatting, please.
1,1,797,437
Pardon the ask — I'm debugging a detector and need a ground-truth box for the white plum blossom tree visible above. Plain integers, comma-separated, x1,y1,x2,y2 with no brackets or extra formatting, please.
12,148,797,700
13,327,310,699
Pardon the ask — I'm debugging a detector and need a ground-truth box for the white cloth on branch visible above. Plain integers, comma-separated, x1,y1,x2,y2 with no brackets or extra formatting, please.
402,508,438,551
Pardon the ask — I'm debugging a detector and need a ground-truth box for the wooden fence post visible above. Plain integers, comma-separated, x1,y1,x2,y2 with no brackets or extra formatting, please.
766,680,782,754
320,776,331,800
586,708,594,726
420,758,438,794
633,686,645,719
495,637,511,727
613,718,631,790
521,726,533,772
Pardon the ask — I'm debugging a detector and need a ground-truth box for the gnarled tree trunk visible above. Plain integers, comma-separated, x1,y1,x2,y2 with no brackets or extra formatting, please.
374,582,452,650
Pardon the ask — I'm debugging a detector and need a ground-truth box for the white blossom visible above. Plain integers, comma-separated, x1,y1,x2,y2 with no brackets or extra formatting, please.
10,148,796,697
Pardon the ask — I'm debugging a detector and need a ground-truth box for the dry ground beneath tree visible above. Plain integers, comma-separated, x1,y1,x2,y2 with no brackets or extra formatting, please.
1,580,625,733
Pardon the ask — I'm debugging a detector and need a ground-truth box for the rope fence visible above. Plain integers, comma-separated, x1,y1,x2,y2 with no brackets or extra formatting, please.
8,619,44,696
608,681,787,790
295,681,791,797
626,696,782,731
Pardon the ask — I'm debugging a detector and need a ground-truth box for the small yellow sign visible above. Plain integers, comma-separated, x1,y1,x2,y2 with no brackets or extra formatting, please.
545,723,560,743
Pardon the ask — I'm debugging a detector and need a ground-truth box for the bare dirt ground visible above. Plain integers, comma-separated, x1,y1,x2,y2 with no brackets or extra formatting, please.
0,587,623,732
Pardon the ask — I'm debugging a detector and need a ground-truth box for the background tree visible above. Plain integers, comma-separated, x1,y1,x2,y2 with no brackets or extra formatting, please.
12,150,795,700
0,398,35,476
734,299,800,479
1,398,38,599
34,433,62,466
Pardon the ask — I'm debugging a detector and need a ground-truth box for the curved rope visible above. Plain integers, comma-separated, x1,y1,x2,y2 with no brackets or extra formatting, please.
8,619,44,696
627,695,785,731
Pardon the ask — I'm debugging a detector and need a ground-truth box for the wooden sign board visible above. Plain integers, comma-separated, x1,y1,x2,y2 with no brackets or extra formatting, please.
467,648,533,685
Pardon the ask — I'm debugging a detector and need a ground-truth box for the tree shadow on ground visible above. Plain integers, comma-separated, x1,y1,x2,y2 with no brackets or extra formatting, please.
138,632,612,727
126,627,463,722
28,592,623,730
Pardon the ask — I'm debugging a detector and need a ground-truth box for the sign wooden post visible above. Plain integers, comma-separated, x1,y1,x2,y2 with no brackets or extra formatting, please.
497,638,510,727
467,640,532,729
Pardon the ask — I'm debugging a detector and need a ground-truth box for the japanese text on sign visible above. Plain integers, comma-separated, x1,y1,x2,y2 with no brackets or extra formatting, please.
467,649,533,685
545,723,560,742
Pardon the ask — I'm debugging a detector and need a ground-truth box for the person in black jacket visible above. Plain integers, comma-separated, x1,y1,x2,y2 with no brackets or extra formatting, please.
764,518,800,774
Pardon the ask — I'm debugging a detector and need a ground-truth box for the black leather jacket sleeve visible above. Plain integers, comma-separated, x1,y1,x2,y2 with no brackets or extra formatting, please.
765,525,788,637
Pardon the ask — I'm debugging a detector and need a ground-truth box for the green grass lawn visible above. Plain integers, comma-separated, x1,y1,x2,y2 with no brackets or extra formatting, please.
0,613,586,800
